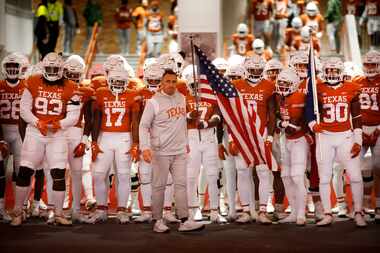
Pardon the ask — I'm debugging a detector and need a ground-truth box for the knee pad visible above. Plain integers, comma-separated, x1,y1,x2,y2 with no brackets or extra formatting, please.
50,168,66,191
16,166,34,187
131,173,140,191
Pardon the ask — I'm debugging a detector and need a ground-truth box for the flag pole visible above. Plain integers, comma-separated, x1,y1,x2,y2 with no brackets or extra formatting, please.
309,32,322,159
190,36,201,141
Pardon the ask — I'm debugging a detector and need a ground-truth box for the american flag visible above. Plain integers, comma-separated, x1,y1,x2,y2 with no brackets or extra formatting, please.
195,45,276,169
199,75,217,104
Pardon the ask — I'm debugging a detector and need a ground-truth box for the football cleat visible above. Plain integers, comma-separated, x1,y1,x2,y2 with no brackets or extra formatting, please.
189,208,203,221
46,210,55,225
354,212,367,228
296,217,306,226
210,210,227,224
314,201,324,222
163,210,180,223
0,208,12,222
266,198,275,214
153,219,170,233
331,205,340,214
86,210,107,224
55,215,72,226
337,206,348,218
257,212,272,225
10,209,23,226
235,212,251,224
117,211,130,224
279,214,297,224
178,220,205,232
316,214,333,227
285,205,292,213
71,212,88,224
85,199,97,210
134,211,152,223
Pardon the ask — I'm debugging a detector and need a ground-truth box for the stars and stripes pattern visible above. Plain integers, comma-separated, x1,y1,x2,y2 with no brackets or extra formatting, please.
194,45,268,168
199,75,217,104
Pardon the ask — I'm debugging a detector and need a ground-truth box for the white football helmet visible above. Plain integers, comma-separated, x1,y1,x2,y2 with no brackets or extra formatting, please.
14,53,30,79
1,52,22,79
264,59,283,81
41,52,64,81
343,61,363,81
143,57,157,71
236,23,248,38
306,2,318,17
301,26,311,43
107,69,129,95
289,51,309,79
212,57,229,75
227,54,245,66
103,54,126,73
322,57,344,85
143,62,164,92
63,55,85,83
226,64,247,81
275,68,301,96
362,50,380,78
253,39,265,55
244,55,265,83
182,64,198,94
171,52,185,74
291,17,303,32
157,53,179,75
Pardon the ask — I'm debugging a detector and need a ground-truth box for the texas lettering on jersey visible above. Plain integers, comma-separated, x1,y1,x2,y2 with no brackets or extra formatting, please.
0,80,25,124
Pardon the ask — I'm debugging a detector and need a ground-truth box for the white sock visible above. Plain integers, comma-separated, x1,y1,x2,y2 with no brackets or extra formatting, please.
52,190,65,216
292,175,306,219
237,168,252,207
45,170,54,206
71,170,82,212
116,173,130,208
14,186,29,211
94,172,108,207
82,170,94,200
187,176,198,208
256,165,271,212
350,180,364,213
223,159,236,214
207,175,219,210
282,176,295,216
319,182,332,213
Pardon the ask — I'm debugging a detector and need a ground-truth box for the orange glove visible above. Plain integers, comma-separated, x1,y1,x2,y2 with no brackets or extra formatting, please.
91,142,103,162
50,121,61,133
142,149,152,163
128,143,140,162
73,143,86,158
305,134,314,146
228,141,239,156
312,123,323,133
351,143,361,158
218,144,228,160
0,141,9,158
36,120,49,136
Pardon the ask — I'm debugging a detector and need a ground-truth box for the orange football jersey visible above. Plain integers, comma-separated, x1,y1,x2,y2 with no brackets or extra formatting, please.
292,36,320,54
354,76,380,126
300,14,324,33
317,81,360,132
284,28,300,47
90,76,107,91
146,12,163,33
251,0,273,21
232,34,255,56
186,95,216,130
233,79,275,134
0,80,25,124
25,75,77,123
278,91,307,139
95,87,140,132
74,85,95,128
273,0,288,19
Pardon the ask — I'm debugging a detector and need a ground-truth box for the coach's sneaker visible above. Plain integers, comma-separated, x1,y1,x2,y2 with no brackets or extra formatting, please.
153,219,170,233
178,219,205,232
163,210,180,223
279,214,297,224
210,210,227,224
117,211,130,224
55,215,72,226
236,212,251,224
10,209,23,226
72,212,88,223
135,211,152,223
316,214,333,227
296,217,306,226
86,209,107,224
354,212,367,228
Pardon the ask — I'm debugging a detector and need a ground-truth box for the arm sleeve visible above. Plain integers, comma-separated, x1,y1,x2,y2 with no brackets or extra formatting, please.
59,95,81,129
20,89,39,126
139,99,155,151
